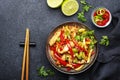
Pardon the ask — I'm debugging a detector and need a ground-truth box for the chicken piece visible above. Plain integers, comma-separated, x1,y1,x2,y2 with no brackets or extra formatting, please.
57,45,69,54
49,30,61,46
66,64,74,68
79,60,86,64
75,65,84,71
83,38,87,50
69,27,79,38
78,41,83,47
87,49,93,63
50,50,56,60
69,41,75,47
70,32,76,38
61,54,66,61
70,26,78,32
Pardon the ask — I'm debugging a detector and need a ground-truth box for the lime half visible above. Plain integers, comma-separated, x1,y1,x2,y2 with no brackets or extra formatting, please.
47,0,63,8
61,0,79,16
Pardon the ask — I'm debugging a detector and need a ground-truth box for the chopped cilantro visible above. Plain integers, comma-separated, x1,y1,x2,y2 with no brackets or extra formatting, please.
99,36,109,46
37,66,55,77
80,0,87,4
78,12,87,22
82,5,92,12
78,0,92,22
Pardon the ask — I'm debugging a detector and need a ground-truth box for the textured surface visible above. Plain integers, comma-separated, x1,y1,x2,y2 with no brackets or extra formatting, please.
0,0,120,80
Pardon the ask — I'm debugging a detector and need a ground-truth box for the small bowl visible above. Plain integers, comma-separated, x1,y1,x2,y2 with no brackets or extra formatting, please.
46,22,98,74
91,7,112,28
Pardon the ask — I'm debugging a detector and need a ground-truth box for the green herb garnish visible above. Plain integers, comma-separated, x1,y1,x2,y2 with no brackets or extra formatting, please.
78,11,87,22
78,0,92,22
82,5,92,12
37,66,55,77
80,0,87,5
99,36,109,46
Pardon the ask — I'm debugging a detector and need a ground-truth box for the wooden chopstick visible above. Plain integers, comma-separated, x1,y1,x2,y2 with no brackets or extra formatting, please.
21,28,29,80
26,28,29,80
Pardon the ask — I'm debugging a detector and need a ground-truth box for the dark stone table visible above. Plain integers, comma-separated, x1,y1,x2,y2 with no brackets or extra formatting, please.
0,0,120,80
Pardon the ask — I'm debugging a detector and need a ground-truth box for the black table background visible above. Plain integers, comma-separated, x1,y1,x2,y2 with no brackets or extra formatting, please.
0,0,120,80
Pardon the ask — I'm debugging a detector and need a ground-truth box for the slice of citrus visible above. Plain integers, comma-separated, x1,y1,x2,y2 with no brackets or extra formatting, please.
61,0,79,16
47,0,63,8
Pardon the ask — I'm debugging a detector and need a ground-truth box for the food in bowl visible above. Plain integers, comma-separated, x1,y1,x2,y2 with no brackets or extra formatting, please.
46,22,98,74
91,7,112,28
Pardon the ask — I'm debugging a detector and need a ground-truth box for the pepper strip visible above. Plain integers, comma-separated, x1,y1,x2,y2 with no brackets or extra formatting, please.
73,40,88,55
54,52,67,66
72,63,81,68
60,30,65,42
97,8,105,15
66,40,74,58
50,45,67,66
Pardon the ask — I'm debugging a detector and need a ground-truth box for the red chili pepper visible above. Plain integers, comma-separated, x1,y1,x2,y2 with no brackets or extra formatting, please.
54,52,67,66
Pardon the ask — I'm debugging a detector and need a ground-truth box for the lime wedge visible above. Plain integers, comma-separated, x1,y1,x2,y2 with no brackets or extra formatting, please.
61,0,79,16
47,0,63,8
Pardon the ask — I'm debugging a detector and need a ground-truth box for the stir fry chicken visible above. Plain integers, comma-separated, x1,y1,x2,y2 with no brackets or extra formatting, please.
49,26,97,71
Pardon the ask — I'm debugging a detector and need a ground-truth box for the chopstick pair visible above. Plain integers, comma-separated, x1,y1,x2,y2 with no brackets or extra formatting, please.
21,28,30,80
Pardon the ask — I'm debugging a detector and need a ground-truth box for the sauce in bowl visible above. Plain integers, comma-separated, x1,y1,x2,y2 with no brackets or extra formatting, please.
91,7,112,28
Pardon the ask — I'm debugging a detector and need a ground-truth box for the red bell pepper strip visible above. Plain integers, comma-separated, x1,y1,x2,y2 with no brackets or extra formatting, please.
66,63,81,71
72,63,81,68
50,46,56,51
53,49,81,70
65,40,74,58
73,40,88,55
54,52,67,66
60,30,65,42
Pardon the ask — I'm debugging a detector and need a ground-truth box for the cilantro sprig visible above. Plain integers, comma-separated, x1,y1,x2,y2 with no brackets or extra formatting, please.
37,66,55,77
78,11,86,22
80,0,86,5
82,5,92,12
77,0,92,22
99,36,109,46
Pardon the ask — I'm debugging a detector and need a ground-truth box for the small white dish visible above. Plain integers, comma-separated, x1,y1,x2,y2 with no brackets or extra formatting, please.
91,7,112,28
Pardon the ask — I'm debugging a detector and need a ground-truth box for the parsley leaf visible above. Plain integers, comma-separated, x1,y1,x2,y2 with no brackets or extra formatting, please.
37,66,55,77
77,12,87,22
99,36,109,46
78,0,92,22
80,0,86,4
83,5,92,12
